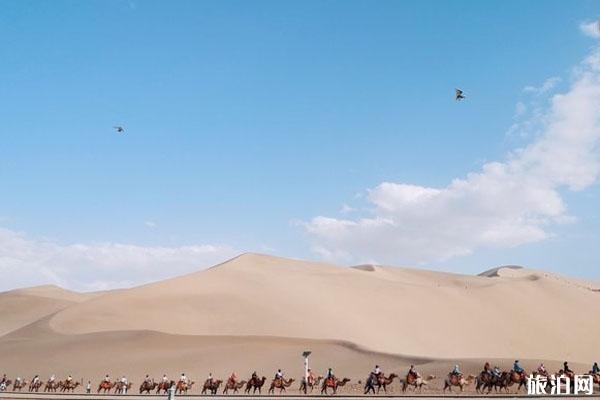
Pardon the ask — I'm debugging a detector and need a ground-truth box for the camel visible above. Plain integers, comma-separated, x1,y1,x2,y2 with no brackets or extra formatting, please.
201,379,222,395
507,370,529,392
113,381,132,394
443,374,475,392
13,380,28,392
175,380,194,394
402,374,436,393
245,376,267,394
364,373,397,394
268,377,295,394
60,380,81,393
156,380,175,394
299,376,323,393
321,377,351,395
592,374,600,389
0,380,12,392
29,380,42,392
44,380,60,392
97,381,115,393
139,380,158,394
222,380,247,394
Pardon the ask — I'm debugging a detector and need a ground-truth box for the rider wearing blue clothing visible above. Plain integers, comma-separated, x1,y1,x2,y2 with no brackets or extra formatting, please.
513,360,524,374
592,362,600,375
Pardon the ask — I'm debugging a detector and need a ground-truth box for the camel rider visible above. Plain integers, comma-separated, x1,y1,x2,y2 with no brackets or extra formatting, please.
451,365,462,377
251,371,258,381
563,362,573,375
104,375,110,384
373,365,381,377
180,373,187,384
592,362,600,375
492,366,501,378
538,363,547,376
229,372,237,385
33,375,40,384
326,368,334,382
0,375,6,385
207,373,214,385
66,375,72,384
275,369,283,380
163,375,168,383
408,365,420,378
15,377,22,384
49,374,55,383
513,360,524,376
121,376,128,384
144,375,152,384
483,362,491,374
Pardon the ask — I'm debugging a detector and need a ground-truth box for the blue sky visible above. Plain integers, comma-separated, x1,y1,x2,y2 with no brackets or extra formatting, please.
1,0,600,290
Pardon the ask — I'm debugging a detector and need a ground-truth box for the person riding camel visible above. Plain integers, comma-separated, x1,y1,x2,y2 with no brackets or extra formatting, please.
251,371,258,381
180,373,187,384
483,362,491,374
563,362,573,375
162,375,168,383
492,366,501,378
121,376,128,384
49,374,55,383
33,375,40,384
592,362,600,375
228,372,237,386
15,377,22,384
513,360,525,378
144,375,152,384
207,373,214,385
0,375,6,385
408,365,420,379
325,368,335,384
538,363,548,376
373,365,381,377
451,365,462,377
274,369,284,384
103,375,110,384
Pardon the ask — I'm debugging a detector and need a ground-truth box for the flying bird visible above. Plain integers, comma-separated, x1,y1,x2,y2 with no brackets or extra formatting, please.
455,89,465,101
114,126,125,133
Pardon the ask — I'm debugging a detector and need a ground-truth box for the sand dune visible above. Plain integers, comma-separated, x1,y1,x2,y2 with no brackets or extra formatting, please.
48,253,599,361
0,285,94,337
0,253,598,390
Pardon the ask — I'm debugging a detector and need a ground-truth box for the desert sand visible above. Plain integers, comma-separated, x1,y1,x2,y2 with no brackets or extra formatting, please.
1,253,598,394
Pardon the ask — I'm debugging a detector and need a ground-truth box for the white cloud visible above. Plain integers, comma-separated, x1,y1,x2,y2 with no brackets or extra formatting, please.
580,21,600,39
304,47,600,265
145,220,157,228
523,76,561,95
0,228,237,292
514,101,527,117
340,203,357,214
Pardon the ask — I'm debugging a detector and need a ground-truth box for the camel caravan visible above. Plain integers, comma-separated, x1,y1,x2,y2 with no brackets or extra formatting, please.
1,361,599,396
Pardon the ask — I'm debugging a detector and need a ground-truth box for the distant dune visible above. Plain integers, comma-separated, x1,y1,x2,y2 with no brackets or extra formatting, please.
0,253,598,389
0,285,94,337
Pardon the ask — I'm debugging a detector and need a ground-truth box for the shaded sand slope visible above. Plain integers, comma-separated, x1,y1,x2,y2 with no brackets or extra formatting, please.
0,285,94,337
48,253,600,362
1,318,591,393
